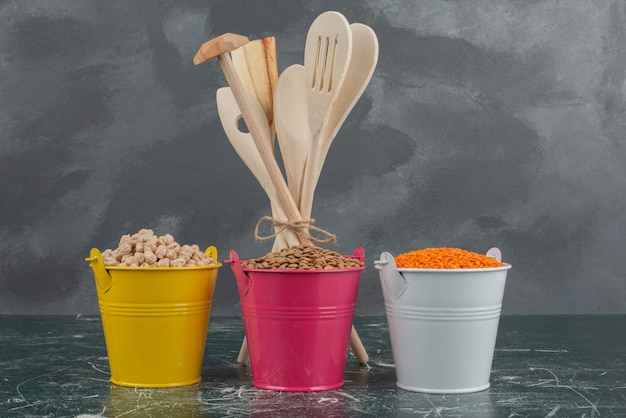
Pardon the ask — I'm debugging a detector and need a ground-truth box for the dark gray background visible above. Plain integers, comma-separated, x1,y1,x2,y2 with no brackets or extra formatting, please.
1,0,625,316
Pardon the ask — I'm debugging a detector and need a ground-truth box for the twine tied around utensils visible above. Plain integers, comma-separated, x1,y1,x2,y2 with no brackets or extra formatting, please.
254,216,337,245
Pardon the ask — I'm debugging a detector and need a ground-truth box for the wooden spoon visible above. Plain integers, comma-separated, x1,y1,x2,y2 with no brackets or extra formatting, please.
274,64,311,207
217,87,295,366
216,87,298,249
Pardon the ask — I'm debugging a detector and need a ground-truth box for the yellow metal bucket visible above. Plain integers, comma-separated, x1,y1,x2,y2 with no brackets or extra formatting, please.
85,246,222,388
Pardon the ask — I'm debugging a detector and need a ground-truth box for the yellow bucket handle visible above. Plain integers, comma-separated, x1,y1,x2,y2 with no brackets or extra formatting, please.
85,248,113,295
205,245,218,261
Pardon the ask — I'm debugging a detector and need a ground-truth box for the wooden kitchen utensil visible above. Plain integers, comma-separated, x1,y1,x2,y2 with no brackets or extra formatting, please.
275,64,311,207
216,86,297,249
194,33,311,246
300,23,379,219
196,31,369,366
299,12,352,221
231,37,279,148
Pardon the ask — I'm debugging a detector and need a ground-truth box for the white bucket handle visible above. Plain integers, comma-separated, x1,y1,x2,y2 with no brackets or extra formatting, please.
486,247,502,262
375,252,408,300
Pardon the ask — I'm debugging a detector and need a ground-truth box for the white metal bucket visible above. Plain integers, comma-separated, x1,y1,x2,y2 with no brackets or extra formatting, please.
375,249,511,394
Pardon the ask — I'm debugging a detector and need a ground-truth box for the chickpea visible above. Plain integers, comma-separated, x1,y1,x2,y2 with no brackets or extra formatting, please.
101,229,218,268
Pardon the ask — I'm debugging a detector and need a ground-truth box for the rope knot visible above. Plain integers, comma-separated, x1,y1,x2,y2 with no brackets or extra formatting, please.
254,216,336,244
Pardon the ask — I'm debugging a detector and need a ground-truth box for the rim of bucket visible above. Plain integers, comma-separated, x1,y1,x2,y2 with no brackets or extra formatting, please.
393,263,511,273
374,248,511,273
104,263,222,271
226,247,365,273
94,245,222,271
239,264,365,273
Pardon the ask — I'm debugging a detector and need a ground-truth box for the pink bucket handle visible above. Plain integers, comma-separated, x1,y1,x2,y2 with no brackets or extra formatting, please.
228,250,252,298
352,247,365,262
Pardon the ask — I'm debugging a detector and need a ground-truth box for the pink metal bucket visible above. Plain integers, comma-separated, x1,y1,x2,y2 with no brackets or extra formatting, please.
228,248,364,392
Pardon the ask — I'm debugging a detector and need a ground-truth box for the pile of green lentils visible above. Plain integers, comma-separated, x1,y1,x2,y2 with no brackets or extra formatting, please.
242,245,364,270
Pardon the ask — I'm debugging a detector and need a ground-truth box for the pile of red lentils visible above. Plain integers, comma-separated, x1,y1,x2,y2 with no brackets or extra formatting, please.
394,247,505,269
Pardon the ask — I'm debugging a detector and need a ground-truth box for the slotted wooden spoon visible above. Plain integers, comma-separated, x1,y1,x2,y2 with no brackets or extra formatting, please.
299,11,352,220
300,22,379,219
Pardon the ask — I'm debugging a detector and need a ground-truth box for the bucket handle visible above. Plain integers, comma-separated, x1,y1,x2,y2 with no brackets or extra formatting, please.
374,252,408,300
227,249,252,298
486,247,502,262
352,246,365,262
84,248,113,295
205,245,219,262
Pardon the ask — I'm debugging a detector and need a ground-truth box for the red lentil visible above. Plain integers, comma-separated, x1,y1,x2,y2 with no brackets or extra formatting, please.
394,247,505,269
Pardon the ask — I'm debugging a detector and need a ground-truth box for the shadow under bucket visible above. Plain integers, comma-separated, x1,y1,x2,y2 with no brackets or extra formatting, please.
375,249,511,394
85,247,222,388
228,248,364,392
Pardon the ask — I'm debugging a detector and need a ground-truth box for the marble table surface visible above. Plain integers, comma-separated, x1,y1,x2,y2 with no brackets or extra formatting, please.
1,315,625,417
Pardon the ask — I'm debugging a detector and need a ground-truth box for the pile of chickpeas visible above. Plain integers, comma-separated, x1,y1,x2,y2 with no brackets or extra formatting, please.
101,229,218,268
242,245,364,270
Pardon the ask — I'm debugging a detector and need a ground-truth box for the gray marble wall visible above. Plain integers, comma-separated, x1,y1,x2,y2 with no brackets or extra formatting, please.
1,0,625,315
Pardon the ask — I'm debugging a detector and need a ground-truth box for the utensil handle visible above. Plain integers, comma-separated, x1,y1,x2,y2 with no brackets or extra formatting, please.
237,337,250,365
350,325,369,364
